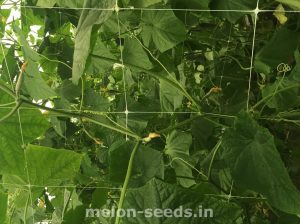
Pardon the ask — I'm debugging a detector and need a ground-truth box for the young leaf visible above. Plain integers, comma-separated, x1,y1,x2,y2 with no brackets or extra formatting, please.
160,66,186,112
165,130,195,188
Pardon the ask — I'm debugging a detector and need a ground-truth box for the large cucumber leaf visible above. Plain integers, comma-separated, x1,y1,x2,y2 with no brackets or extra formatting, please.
0,92,49,175
222,112,300,214
141,10,186,52
122,178,242,224
254,28,300,74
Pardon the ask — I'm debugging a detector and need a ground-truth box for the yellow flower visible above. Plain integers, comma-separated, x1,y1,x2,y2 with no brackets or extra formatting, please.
273,4,288,25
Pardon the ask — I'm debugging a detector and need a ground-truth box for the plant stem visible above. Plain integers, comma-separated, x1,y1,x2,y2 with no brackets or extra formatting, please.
223,55,252,71
158,113,234,134
158,115,202,134
24,193,29,224
0,101,22,123
84,117,140,140
0,83,15,98
21,99,141,139
115,140,141,224
252,84,300,110
207,139,223,181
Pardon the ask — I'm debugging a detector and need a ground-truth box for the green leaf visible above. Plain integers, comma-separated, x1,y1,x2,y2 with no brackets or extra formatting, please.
290,50,300,81
160,65,186,111
0,93,49,175
122,178,242,224
83,89,111,112
1,45,18,83
72,0,115,84
50,117,66,138
209,0,256,23
0,9,10,39
23,60,57,100
13,25,40,62
86,37,117,74
57,80,81,102
277,0,300,9
0,190,8,224
129,0,162,7
14,25,56,100
62,205,86,224
254,28,300,74
261,77,300,111
109,140,163,186
123,37,153,70
36,0,56,7
91,185,109,208
173,0,209,10
56,0,84,8
165,130,195,188
222,112,300,214
141,10,186,52
25,145,83,186
117,96,159,133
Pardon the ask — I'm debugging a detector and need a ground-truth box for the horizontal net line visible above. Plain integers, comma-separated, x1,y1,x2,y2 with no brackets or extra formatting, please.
0,183,263,200
2,4,300,13
0,107,234,116
0,182,123,190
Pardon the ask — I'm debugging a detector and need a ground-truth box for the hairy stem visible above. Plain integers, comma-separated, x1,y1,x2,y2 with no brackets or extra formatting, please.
115,140,141,224
207,139,223,181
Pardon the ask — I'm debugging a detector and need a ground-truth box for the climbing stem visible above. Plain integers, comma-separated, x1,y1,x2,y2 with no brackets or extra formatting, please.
252,84,300,110
115,140,142,224
207,139,223,181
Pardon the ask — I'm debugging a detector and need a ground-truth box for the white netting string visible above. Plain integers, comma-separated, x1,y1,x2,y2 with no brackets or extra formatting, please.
247,1,260,111
0,1,35,222
115,0,129,140
0,0,287,222
0,3,298,13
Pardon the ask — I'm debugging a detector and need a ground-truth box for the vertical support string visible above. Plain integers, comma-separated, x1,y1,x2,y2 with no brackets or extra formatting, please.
247,1,260,112
18,1,35,223
219,24,233,87
115,0,129,140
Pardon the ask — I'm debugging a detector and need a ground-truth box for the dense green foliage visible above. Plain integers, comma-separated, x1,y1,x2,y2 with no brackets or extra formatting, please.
1,0,300,223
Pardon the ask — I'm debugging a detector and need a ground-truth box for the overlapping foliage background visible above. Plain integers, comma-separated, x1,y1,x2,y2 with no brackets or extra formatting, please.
1,0,300,223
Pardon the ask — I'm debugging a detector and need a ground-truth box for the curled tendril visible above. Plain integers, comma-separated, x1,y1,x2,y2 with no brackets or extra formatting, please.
277,63,291,73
